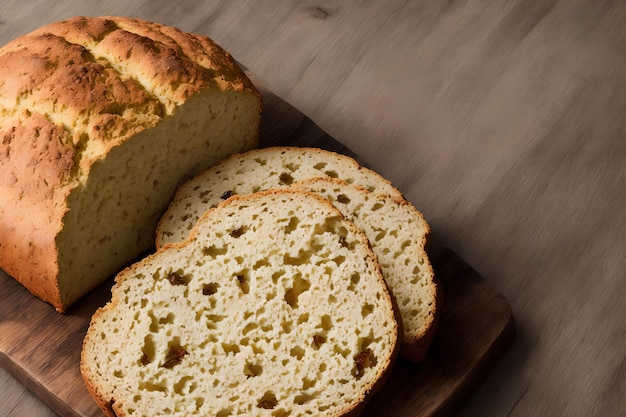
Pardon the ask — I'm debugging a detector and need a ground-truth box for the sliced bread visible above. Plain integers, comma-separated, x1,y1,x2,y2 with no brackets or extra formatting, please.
81,190,401,417
292,178,439,363
156,146,403,248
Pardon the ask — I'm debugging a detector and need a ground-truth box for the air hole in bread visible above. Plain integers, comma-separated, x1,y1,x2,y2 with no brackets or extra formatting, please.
410,267,422,283
302,377,317,390
281,320,294,334
141,334,156,365
318,315,333,331
279,172,294,185
298,313,310,324
361,303,375,317
168,271,187,286
358,332,378,351
284,216,300,234
158,312,175,326
206,314,226,323
147,311,160,332
284,274,310,308
222,342,240,354
347,272,361,291
283,246,319,266
284,162,299,172
195,397,204,410
202,245,228,257
242,322,259,335
294,392,318,405
314,215,343,235
253,157,266,166
173,376,195,395
272,408,289,417
216,407,233,417
324,170,339,178
244,362,263,377
290,346,305,359
333,345,351,358
253,257,270,269
374,229,386,242
139,380,167,392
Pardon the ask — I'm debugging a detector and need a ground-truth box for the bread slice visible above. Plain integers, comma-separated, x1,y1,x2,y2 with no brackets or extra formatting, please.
0,16,261,311
292,178,439,363
81,190,401,417
156,146,403,248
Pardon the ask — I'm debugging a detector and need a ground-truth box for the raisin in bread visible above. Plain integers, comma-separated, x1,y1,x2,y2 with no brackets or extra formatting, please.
292,178,439,363
81,190,401,417
156,146,403,247
0,16,261,312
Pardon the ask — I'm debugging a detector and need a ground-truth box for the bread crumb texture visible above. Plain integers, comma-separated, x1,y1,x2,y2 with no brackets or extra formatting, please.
0,16,261,311
82,191,400,417
156,146,438,363
157,147,403,247
293,178,438,362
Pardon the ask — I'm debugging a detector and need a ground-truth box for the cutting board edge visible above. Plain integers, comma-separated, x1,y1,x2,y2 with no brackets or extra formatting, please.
436,310,515,417
0,349,82,417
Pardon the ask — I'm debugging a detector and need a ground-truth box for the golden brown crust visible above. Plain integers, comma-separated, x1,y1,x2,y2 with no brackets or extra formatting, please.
393,221,440,363
0,16,259,312
400,275,442,363
80,306,120,417
0,113,75,311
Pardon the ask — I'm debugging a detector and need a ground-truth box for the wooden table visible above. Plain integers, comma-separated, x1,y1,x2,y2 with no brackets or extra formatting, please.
1,1,624,416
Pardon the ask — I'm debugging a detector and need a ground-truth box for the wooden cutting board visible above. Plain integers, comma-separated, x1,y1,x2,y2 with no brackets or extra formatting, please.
0,83,514,417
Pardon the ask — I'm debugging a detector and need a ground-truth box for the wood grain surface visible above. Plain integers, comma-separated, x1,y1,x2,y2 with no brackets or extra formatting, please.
1,1,625,416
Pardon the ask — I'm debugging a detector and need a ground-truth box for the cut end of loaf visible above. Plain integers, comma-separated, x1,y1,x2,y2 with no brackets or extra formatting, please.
55,88,260,310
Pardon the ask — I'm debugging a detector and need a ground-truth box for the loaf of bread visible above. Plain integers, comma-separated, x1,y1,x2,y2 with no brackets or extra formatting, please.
156,146,403,247
0,16,262,312
292,178,439,363
81,190,401,417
